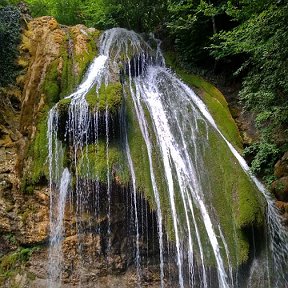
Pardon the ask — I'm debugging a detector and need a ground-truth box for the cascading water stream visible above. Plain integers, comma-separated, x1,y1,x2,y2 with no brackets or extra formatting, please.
46,27,288,287
176,73,288,286
48,168,71,287
130,67,230,288
125,137,141,284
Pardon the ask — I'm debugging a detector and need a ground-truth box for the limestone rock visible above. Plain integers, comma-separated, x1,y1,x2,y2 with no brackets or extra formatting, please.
20,16,66,136
0,16,101,287
271,176,288,201
274,151,288,178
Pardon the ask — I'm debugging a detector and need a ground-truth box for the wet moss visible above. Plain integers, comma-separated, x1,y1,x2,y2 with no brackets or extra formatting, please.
125,90,155,208
164,51,242,150
77,139,130,185
42,59,60,107
59,29,99,98
60,48,76,98
164,51,265,266
28,113,49,184
74,37,98,83
20,111,50,194
57,97,71,117
201,123,264,265
125,87,177,240
86,82,122,113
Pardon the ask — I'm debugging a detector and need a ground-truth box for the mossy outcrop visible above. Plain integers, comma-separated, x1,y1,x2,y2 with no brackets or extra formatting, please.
18,16,101,188
164,52,242,150
77,140,129,185
124,78,264,266
55,82,123,144
0,21,269,287
86,82,122,113
125,51,265,266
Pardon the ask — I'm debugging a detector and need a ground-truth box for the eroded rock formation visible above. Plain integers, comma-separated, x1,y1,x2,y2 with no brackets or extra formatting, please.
1,14,283,288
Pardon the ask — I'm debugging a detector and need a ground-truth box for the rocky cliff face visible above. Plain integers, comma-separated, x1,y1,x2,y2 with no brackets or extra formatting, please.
0,15,171,287
0,14,286,288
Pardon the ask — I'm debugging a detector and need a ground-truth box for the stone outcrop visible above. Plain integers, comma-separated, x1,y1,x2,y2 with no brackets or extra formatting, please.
0,16,165,288
0,14,276,288
0,16,103,287
273,152,288,223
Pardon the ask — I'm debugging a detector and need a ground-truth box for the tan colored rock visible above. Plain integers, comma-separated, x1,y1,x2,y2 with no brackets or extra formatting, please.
271,176,288,201
274,151,288,178
20,17,65,136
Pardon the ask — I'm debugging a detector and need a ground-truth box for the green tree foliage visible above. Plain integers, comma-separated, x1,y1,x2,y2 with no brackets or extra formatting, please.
0,0,21,9
26,0,82,25
79,0,117,29
0,5,21,87
26,0,167,31
210,1,288,180
166,0,231,66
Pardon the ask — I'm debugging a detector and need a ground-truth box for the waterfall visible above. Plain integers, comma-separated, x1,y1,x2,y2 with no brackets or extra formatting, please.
46,27,288,287
48,168,71,287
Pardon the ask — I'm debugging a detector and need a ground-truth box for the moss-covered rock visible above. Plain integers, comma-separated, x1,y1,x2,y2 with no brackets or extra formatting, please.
164,51,243,150
125,90,155,207
161,54,265,266
202,122,264,265
77,139,129,185
123,53,265,267
55,82,123,144
0,247,36,286
20,112,49,194
86,82,122,113
18,18,101,194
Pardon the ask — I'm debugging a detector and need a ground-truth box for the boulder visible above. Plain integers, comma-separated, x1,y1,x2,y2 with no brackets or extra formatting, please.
274,151,288,178
271,176,288,201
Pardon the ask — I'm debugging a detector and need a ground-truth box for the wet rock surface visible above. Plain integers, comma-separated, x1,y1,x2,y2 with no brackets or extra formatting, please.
273,152,288,223
0,16,154,287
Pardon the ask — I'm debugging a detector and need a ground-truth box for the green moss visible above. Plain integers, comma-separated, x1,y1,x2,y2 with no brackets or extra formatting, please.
201,123,264,265
59,30,99,98
125,91,155,208
20,110,50,194
86,82,122,113
125,87,177,239
164,51,242,150
236,233,250,264
77,139,129,185
75,43,97,83
20,178,34,195
163,51,265,266
57,97,71,116
60,49,75,98
28,113,49,185
42,59,60,107
0,247,35,284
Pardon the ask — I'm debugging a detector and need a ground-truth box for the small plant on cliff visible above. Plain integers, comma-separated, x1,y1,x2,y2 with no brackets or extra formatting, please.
0,6,21,87
0,247,36,284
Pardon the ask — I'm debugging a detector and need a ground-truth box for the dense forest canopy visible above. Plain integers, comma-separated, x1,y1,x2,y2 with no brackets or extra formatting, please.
0,0,287,185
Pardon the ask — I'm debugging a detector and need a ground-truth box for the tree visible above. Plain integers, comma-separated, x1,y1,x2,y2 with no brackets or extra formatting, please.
211,0,288,180
166,0,231,67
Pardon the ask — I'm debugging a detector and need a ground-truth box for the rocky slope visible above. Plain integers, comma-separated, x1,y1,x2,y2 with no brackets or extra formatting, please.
0,15,168,287
0,14,286,288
